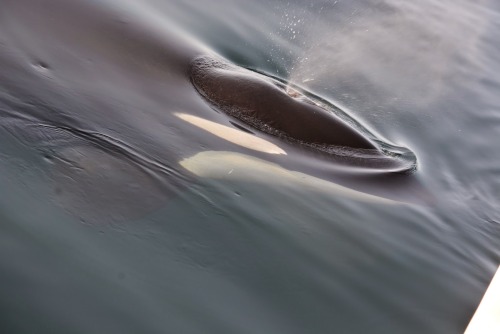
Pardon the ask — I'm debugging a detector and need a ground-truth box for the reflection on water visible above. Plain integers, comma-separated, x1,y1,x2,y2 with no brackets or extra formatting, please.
1,0,500,333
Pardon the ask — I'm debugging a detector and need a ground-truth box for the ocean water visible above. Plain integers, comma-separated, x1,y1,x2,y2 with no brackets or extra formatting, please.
0,0,499,333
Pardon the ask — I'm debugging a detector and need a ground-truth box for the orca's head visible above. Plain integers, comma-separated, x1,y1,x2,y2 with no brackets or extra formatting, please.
189,55,417,174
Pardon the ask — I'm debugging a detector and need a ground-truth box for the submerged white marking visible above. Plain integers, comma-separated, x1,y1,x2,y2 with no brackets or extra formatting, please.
179,151,398,204
175,113,286,155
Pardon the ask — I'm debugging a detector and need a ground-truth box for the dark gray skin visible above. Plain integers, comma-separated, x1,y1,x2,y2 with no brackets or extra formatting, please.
190,56,377,150
0,0,420,222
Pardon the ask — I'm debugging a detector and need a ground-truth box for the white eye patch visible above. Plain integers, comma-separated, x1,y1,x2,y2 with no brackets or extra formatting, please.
175,113,286,155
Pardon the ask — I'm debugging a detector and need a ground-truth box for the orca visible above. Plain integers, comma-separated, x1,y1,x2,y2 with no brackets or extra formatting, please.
0,0,418,222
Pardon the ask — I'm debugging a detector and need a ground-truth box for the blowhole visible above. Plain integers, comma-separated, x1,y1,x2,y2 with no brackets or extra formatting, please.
34,61,50,71
285,86,302,98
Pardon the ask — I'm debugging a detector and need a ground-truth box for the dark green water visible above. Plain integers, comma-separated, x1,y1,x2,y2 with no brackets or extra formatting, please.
1,0,499,333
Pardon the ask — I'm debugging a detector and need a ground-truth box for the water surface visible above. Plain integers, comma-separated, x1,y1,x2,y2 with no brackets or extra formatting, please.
1,0,499,333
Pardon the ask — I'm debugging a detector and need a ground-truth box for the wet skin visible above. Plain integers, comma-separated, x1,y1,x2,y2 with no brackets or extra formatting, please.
190,55,377,150
0,0,421,222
